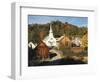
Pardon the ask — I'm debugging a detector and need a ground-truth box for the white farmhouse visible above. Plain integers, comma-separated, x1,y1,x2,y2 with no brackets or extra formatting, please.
72,37,81,47
28,42,37,49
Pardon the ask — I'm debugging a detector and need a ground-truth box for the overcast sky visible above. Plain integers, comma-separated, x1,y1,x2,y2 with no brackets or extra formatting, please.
28,15,88,27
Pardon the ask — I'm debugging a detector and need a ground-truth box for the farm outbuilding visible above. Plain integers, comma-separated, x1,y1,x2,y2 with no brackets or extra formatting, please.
34,41,49,60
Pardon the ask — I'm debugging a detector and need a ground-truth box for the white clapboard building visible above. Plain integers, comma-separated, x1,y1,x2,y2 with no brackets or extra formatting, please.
43,24,57,48
72,37,81,47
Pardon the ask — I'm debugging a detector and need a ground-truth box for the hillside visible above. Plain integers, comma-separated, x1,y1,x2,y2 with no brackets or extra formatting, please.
28,20,87,43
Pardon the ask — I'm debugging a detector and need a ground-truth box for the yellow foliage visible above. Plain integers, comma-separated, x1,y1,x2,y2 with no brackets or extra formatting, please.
81,34,88,48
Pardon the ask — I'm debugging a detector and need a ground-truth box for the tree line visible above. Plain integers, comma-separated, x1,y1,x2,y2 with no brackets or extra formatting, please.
28,20,88,44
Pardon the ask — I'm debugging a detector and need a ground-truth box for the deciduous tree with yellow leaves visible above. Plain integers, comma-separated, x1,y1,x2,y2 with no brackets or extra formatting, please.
81,33,88,50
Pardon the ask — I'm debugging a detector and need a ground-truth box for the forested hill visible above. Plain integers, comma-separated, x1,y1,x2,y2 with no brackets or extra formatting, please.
28,20,87,43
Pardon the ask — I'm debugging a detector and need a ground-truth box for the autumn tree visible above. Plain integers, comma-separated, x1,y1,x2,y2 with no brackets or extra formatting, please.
81,33,88,50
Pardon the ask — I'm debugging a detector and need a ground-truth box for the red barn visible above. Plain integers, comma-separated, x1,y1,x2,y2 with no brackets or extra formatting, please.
34,41,49,60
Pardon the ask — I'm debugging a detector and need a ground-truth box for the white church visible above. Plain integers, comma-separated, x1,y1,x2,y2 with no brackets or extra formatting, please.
43,24,57,48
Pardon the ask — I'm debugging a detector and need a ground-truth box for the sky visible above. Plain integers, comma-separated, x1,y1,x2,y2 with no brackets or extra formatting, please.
28,15,88,27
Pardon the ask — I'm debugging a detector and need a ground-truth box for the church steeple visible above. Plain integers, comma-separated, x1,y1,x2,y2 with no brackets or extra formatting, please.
49,24,53,37
43,23,57,48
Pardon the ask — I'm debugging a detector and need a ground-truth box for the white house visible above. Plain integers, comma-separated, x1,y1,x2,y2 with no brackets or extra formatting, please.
43,24,57,48
71,37,81,47
28,42,37,49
